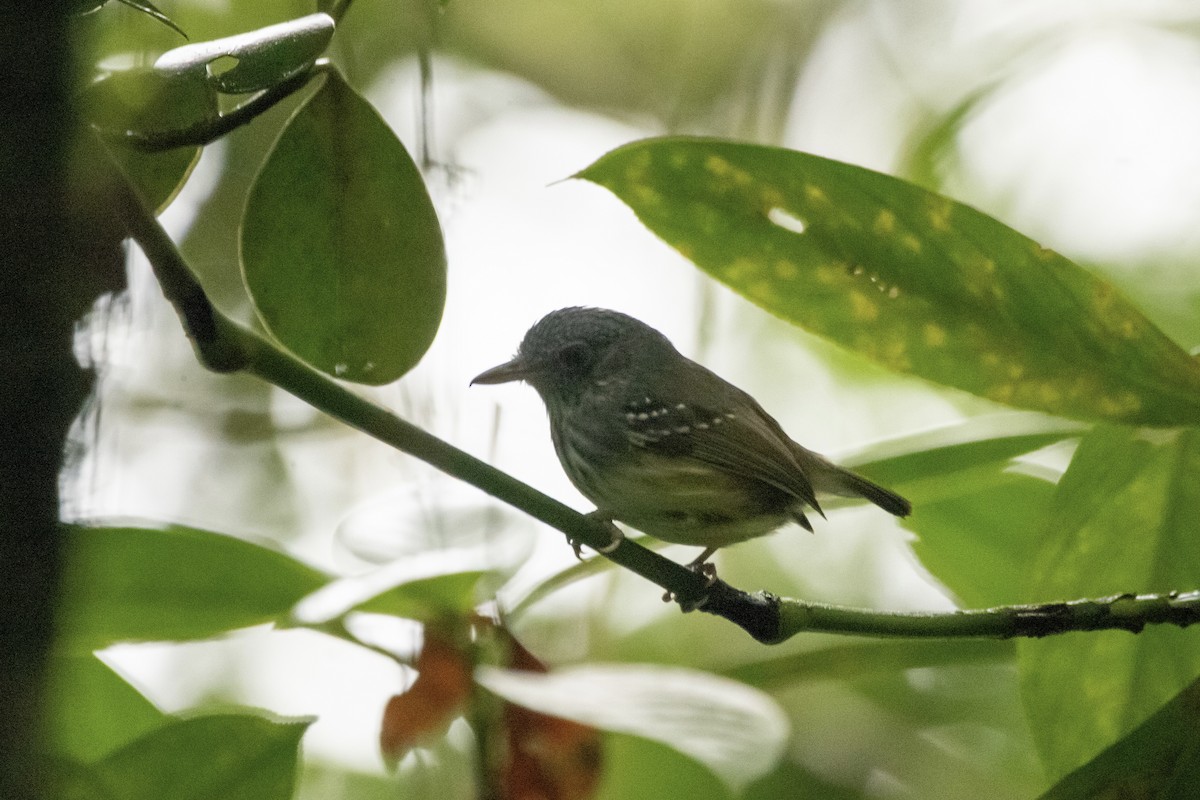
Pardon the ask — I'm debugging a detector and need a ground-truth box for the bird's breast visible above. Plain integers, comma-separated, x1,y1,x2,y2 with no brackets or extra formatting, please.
551,414,792,547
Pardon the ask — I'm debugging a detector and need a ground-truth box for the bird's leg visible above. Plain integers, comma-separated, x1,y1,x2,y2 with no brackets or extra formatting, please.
568,511,624,559
686,547,718,579
663,547,719,603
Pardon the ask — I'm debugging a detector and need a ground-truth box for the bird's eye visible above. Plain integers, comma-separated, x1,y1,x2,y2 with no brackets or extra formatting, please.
555,342,592,374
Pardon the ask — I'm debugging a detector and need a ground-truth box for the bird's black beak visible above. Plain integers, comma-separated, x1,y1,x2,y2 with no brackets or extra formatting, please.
470,356,530,386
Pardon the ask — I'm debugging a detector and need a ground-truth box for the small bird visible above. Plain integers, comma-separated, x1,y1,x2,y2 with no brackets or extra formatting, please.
472,307,910,567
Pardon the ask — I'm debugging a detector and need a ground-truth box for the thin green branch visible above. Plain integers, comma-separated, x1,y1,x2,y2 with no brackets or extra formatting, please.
775,590,1200,642
104,141,1200,645
98,60,330,153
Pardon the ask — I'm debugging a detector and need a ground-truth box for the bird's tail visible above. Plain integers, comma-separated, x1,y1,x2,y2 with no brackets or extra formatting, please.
828,468,911,517
800,448,912,517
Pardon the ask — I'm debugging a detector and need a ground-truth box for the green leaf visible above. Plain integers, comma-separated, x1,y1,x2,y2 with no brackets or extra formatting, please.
598,735,730,800
57,525,329,651
116,0,187,39
84,713,312,800
111,144,202,214
352,570,491,619
154,13,334,94
477,663,788,794
241,70,446,385
45,653,165,762
1018,426,1200,780
901,85,997,191
906,468,1055,608
824,417,1069,606
722,639,1011,688
1039,676,1200,800
296,562,494,626
577,138,1200,426
80,69,215,212
846,417,1078,505
83,69,218,141
70,135,200,217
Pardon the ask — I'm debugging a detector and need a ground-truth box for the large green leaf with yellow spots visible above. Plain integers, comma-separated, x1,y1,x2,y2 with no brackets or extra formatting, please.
577,137,1200,426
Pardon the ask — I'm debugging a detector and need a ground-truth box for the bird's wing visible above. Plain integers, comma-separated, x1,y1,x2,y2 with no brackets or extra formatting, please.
619,383,820,511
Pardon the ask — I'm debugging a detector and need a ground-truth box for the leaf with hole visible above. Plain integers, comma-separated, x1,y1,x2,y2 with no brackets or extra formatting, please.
154,13,334,94
577,137,1200,426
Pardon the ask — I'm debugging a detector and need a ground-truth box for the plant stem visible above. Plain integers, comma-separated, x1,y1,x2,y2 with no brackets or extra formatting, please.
775,590,1200,641
97,61,330,153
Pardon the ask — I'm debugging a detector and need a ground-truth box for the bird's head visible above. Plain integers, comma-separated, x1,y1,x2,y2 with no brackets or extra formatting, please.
471,307,672,406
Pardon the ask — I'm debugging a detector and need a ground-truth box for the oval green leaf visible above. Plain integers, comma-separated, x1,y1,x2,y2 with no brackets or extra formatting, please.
295,562,495,625
80,68,215,212
57,525,329,651
100,140,200,215
154,13,334,94
46,654,165,762
241,71,446,385
577,138,1200,426
83,69,217,141
71,137,200,217
1018,425,1200,780
352,571,492,620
